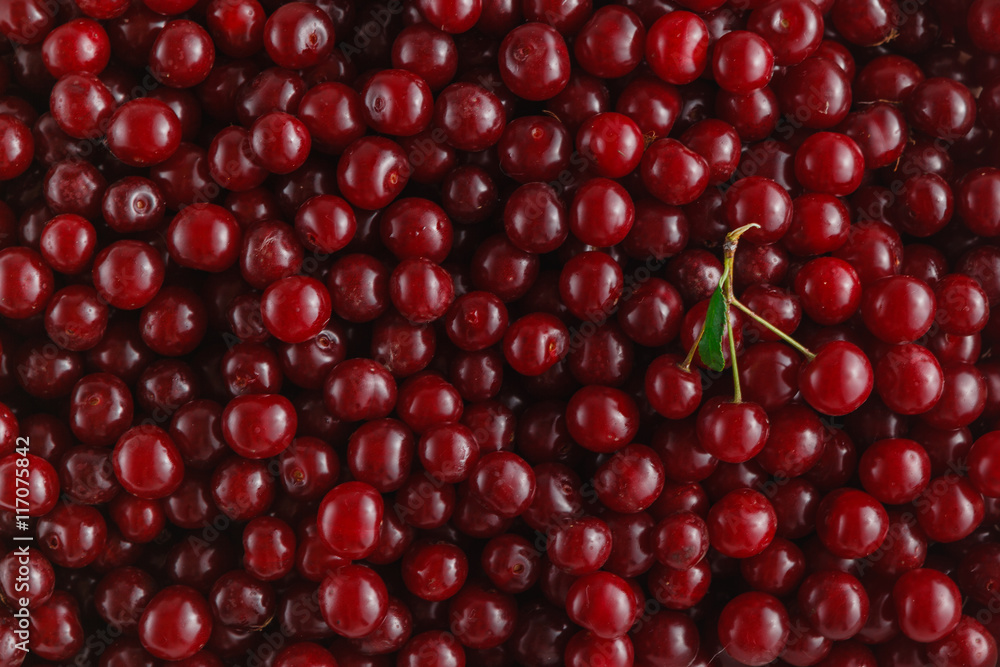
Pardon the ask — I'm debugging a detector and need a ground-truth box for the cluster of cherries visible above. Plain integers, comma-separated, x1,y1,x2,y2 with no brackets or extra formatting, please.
3,0,1000,664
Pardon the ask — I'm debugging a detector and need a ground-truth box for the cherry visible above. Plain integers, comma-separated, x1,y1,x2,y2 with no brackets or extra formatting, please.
646,355,702,419
448,582,518,649
679,119,740,186
29,591,85,662
298,82,365,155
317,481,384,560
402,540,469,601
696,397,770,464
615,76,681,139
641,138,709,206
112,425,184,499
481,533,540,594
0,113,33,180
498,115,572,184
922,362,987,430
392,24,457,91
0,547,54,609
708,488,777,558
859,438,931,504
398,631,466,667
222,393,296,458
724,176,792,244
101,176,165,233
139,286,208,356
498,22,570,101
469,451,536,519
149,19,214,89
92,240,165,310
43,284,108,351
718,592,790,666
211,456,275,521
907,78,977,140
565,571,638,639
243,515,295,581
138,585,213,660
794,132,865,197
106,99,182,167
419,422,479,484
569,177,635,247
916,474,985,543
390,258,454,324
927,616,998,667
893,568,962,643
209,569,274,630
109,492,166,543
874,343,944,415
645,11,709,85
260,275,331,343
503,312,568,377
434,82,505,152
362,69,433,138
559,250,624,321
0,246,52,319
747,0,822,64
632,610,700,667
838,103,908,170
249,111,311,174
337,136,410,210
263,2,334,69
565,385,639,453
816,488,889,559
861,275,936,344
166,203,241,273
574,6,645,79
968,431,1000,498
346,416,413,492
653,510,709,570
204,0,265,58
712,31,774,94
274,643,339,667
739,537,806,597
49,73,114,140
777,56,852,129
442,165,498,224
799,341,874,416
716,86,780,142
594,444,664,514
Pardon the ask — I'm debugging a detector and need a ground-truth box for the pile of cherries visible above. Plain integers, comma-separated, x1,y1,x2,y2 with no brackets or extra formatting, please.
3,0,1000,664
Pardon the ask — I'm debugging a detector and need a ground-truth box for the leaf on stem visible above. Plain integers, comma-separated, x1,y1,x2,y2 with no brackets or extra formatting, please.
699,285,728,372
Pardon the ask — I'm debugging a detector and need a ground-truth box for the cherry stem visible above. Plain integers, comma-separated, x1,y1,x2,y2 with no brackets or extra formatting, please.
723,223,761,261
679,325,704,372
726,301,741,403
679,223,819,378
721,223,817,364
731,298,817,361
720,226,755,402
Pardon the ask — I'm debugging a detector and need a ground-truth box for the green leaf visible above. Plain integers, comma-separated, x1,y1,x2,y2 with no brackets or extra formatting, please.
698,286,727,372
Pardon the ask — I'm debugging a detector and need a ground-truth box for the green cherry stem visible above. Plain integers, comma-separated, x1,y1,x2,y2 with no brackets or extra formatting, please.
732,299,816,361
679,324,705,372
731,298,817,361
725,299,741,402
720,226,758,402
721,223,817,363
679,222,819,378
